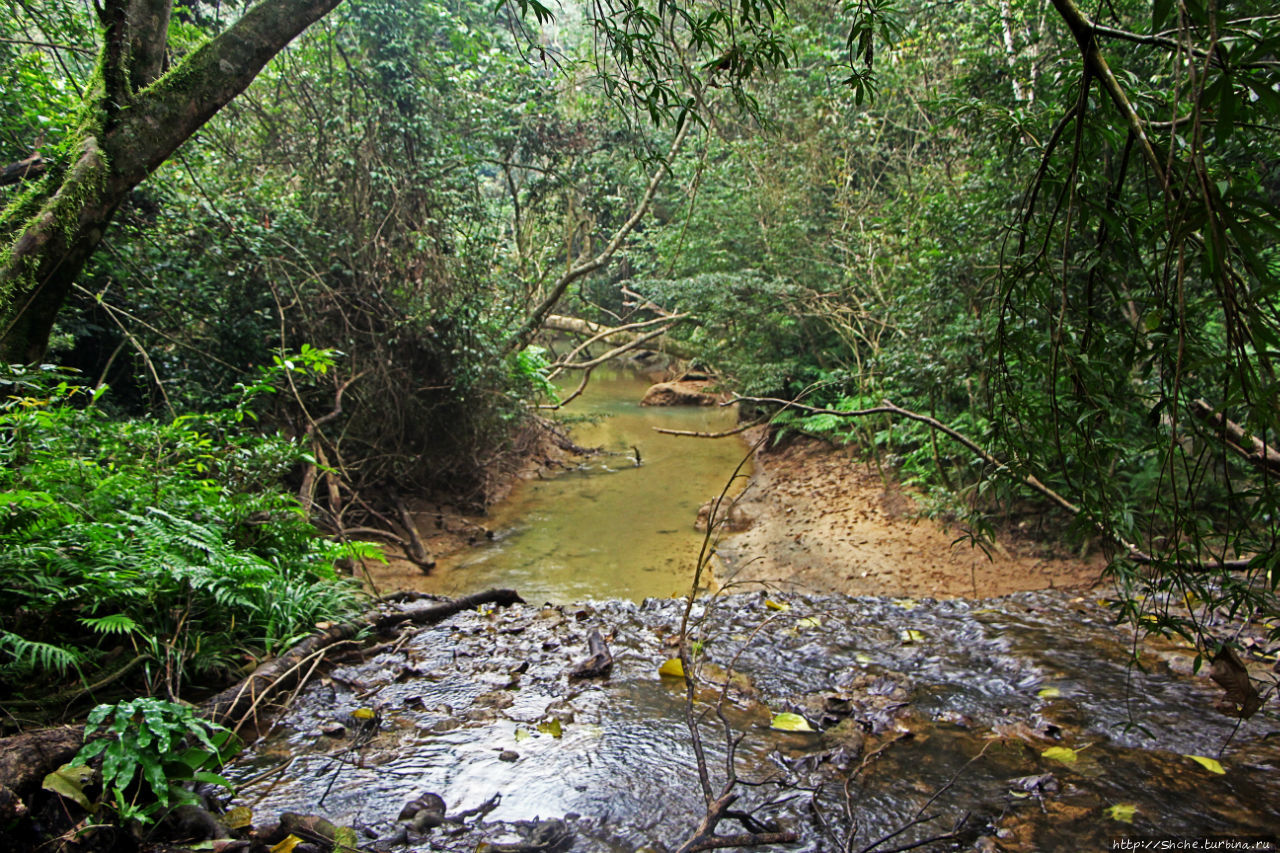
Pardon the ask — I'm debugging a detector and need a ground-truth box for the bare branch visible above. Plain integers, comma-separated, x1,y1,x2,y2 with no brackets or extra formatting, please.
1191,398,1280,480
501,112,694,356
654,417,766,438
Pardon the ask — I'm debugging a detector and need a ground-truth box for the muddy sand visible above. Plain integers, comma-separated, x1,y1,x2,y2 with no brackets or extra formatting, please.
715,430,1104,598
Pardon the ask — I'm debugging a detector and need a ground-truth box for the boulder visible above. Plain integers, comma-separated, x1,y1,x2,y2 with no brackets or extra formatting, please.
695,498,752,533
640,379,726,406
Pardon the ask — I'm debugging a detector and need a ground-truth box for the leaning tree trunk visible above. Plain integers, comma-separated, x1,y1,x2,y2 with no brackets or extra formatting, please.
0,0,347,363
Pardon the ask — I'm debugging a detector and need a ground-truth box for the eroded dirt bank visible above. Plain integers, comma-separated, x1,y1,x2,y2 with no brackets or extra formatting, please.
715,431,1104,598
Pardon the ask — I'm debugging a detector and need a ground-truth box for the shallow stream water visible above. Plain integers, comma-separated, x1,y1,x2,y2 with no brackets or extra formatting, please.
229,593,1279,851
415,367,749,603
226,369,1279,851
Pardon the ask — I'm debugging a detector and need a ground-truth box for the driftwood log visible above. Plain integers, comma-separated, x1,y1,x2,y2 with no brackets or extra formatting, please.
205,587,522,725
0,588,524,801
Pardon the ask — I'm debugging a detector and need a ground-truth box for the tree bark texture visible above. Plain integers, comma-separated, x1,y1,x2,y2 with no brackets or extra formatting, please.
0,0,345,363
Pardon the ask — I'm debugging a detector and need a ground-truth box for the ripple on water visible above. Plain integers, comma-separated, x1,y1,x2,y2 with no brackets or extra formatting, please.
228,593,1280,851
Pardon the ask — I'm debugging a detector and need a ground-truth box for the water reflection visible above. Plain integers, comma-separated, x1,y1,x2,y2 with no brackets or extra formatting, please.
417,367,750,603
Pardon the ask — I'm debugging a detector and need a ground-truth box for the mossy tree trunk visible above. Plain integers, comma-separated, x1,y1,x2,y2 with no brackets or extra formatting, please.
0,0,346,364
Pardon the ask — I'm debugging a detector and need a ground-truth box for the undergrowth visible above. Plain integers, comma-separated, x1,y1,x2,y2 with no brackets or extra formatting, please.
0,362,370,706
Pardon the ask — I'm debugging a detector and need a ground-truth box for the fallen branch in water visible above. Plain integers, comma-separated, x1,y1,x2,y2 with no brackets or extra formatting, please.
654,416,767,439
675,790,798,852
206,587,524,728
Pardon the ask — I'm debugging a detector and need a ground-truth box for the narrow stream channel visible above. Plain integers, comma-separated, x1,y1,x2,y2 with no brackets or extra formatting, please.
413,366,750,603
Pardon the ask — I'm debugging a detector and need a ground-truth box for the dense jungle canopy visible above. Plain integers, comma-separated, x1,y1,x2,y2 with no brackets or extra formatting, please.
1,0,1278,730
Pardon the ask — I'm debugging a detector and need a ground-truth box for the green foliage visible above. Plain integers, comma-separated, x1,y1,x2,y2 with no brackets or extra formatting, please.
4,0,1276,649
0,364,366,698
618,0,1279,642
71,697,238,823
510,346,558,403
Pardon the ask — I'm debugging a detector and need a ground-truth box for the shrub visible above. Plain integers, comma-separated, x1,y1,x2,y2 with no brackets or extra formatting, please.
0,364,369,702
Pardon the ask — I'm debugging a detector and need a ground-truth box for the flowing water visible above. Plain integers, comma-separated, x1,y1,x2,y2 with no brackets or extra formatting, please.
225,369,1279,851
229,593,1280,851
414,367,750,604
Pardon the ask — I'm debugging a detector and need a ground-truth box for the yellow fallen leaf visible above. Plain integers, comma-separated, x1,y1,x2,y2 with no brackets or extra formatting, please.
795,616,823,629
764,599,790,612
42,764,96,811
658,658,685,678
352,708,376,720
770,712,815,732
271,835,303,853
1105,803,1138,823
854,652,873,665
1041,746,1078,764
514,728,531,742
899,628,926,644
891,598,918,610
1184,754,1225,774
537,718,563,738
1037,687,1061,699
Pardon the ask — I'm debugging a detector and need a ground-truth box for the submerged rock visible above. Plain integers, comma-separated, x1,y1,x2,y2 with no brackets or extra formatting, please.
695,497,752,532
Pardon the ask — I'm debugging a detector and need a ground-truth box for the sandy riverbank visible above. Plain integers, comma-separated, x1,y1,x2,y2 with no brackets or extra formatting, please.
714,430,1105,598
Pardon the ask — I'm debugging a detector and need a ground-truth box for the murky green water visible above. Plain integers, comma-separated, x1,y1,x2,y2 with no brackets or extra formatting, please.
416,367,750,604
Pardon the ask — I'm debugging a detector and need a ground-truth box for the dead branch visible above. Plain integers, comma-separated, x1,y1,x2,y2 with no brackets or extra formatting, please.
0,154,49,186
549,324,676,374
1191,398,1280,480
621,285,678,317
204,588,522,728
675,791,798,853
339,526,411,548
393,492,435,570
654,416,767,438
544,312,695,364
502,113,693,357
538,365,595,410
297,371,365,516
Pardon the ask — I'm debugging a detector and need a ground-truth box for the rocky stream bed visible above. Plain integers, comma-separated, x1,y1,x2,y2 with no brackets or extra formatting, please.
218,590,1279,852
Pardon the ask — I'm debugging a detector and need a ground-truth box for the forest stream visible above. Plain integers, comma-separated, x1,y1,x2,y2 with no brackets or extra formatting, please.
367,366,750,604
224,371,1280,852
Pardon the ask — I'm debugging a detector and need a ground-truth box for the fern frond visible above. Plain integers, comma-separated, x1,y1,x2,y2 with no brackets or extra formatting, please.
79,613,139,636
0,630,86,675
